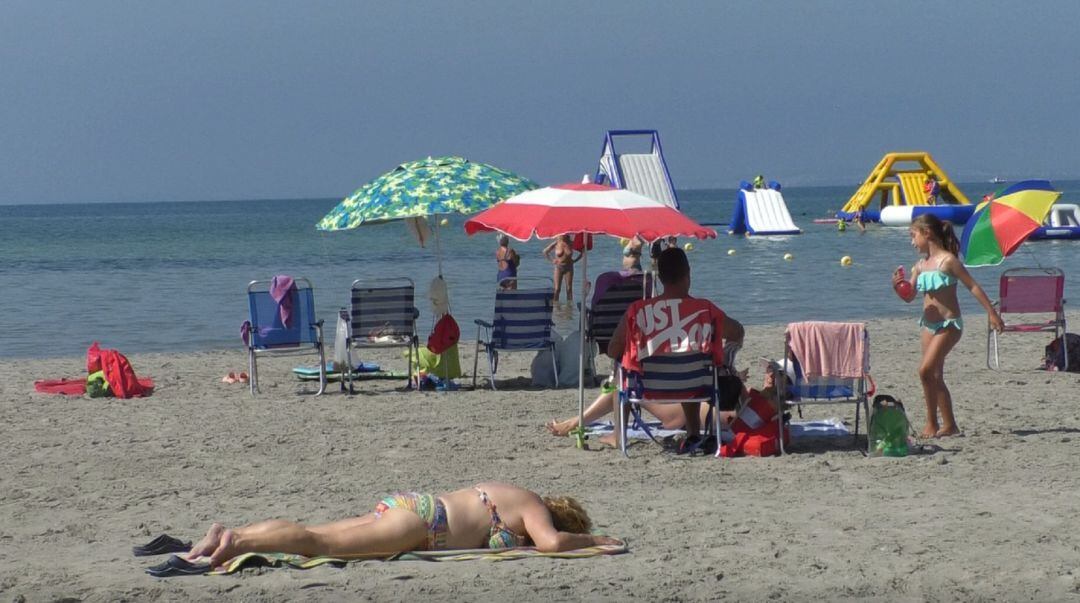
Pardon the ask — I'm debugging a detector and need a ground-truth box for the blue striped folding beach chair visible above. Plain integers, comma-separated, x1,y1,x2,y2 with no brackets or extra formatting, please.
776,322,871,454
472,280,558,390
347,278,420,393
245,277,326,396
584,272,653,384
615,351,725,457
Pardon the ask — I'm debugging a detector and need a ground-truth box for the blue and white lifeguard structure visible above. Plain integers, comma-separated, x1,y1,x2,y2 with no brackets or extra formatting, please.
594,130,680,210
727,180,801,236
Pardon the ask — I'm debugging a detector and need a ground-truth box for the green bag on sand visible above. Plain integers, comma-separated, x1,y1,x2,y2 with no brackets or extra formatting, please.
414,344,462,380
869,394,909,457
86,370,111,398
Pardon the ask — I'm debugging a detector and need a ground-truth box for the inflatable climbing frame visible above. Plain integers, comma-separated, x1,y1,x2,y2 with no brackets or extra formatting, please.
841,152,971,219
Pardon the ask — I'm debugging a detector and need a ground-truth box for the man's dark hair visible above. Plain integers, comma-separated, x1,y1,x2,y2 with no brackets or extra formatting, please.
657,247,690,286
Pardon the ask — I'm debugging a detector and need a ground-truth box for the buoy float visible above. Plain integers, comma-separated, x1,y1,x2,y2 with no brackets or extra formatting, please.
783,253,794,261
727,249,736,256
841,255,853,266
439,218,449,227
683,242,693,251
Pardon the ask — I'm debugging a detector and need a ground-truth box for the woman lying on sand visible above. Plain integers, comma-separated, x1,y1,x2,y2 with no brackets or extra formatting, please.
186,482,619,567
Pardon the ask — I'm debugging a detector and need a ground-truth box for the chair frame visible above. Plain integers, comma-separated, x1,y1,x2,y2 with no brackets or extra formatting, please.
346,277,420,394
987,267,1067,371
775,322,871,454
245,277,326,396
472,278,558,390
615,354,724,458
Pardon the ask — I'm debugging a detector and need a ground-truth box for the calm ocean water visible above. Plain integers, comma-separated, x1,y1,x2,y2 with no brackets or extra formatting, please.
3,182,1078,359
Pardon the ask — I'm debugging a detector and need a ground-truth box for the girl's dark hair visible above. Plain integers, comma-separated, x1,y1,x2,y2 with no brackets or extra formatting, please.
911,214,960,255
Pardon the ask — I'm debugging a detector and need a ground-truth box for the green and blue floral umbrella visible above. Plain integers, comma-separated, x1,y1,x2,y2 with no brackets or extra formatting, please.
316,156,539,230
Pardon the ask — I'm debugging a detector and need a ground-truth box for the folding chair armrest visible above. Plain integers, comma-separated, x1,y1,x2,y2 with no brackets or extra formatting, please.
474,319,494,328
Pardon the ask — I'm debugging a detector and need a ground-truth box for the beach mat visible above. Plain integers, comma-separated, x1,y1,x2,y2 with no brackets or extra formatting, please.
583,420,684,441
148,543,627,577
292,364,408,382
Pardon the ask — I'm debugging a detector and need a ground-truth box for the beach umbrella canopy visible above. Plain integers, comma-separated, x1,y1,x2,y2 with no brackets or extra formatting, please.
960,180,1061,267
463,183,717,241
464,182,717,450
316,156,539,230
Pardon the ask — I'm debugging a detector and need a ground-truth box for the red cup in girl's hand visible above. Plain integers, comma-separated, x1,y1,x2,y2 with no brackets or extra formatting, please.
893,265,914,301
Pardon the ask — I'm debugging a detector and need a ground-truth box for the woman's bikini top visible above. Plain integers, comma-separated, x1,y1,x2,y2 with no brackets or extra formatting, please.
916,257,958,293
474,488,528,549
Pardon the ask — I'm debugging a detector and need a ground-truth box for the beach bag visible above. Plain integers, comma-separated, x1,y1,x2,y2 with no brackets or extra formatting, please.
427,314,460,355
416,343,462,380
1043,333,1080,372
333,309,350,371
86,342,150,399
869,394,909,457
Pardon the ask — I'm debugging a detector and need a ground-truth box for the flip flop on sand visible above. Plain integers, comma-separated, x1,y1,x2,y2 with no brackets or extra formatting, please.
221,372,237,384
237,372,249,384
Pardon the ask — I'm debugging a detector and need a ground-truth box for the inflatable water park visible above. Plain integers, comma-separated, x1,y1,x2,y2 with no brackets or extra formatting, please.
1030,202,1080,240
594,129,680,209
839,152,975,226
727,179,801,236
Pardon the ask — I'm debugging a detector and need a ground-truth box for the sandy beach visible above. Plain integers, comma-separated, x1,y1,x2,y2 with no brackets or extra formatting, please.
3,315,1080,601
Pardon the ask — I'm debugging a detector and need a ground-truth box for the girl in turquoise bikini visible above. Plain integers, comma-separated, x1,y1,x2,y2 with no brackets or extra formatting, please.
893,214,1004,438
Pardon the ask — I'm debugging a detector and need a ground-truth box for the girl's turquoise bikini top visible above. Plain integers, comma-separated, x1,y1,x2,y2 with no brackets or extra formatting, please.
915,257,957,293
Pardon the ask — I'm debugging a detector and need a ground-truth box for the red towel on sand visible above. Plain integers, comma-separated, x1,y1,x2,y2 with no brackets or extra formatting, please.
34,343,154,398
34,377,155,396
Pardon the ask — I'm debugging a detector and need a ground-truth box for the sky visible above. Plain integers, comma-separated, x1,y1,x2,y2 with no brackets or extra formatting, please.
2,0,1079,204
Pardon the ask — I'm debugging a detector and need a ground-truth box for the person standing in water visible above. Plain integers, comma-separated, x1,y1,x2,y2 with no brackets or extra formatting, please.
543,235,580,302
495,234,519,290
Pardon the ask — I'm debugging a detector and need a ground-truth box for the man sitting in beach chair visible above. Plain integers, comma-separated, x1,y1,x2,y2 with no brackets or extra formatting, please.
606,247,744,454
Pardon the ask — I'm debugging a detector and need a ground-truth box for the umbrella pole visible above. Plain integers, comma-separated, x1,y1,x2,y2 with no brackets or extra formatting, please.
574,244,589,450
433,218,444,277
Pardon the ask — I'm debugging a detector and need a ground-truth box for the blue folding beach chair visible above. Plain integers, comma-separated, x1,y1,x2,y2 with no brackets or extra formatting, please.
615,350,726,457
473,279,558,390
347,278,420,393
584,271,653,384
245,277,326,396
775,321,871,454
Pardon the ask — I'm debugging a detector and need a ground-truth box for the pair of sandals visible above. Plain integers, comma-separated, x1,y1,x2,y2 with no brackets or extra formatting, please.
221,372,249,384
133,534,211,578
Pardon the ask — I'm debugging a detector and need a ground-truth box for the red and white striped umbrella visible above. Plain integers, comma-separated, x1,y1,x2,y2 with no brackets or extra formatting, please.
464,182,715,451
463,183,717,241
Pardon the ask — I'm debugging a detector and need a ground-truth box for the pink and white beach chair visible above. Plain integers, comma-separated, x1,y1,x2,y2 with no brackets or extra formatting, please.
988,267,1067,370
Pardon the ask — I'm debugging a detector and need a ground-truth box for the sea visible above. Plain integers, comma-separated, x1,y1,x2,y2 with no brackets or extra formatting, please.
3,182,1078,359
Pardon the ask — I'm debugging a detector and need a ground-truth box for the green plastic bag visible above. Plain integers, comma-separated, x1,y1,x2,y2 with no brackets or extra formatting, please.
86,370,111,398
414,343,462,380
869,395,909,457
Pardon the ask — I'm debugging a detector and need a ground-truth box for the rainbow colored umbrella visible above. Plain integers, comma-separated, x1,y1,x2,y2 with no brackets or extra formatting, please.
960,180,1061,267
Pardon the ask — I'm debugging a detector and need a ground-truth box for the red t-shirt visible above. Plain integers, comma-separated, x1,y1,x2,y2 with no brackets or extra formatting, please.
620,296,727,373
